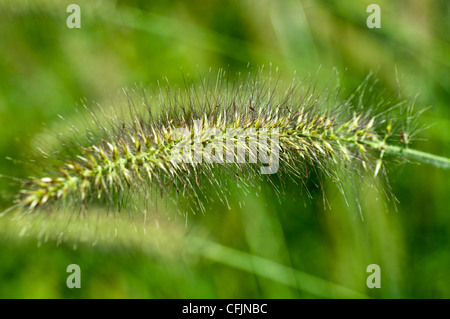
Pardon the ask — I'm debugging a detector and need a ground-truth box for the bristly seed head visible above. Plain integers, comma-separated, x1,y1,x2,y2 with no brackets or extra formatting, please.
14,69,422,214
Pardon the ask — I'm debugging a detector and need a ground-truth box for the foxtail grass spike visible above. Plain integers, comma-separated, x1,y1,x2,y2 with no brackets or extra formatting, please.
7,69,450,214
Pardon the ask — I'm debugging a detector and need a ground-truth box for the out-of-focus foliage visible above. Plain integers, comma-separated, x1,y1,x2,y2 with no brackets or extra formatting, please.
0,0,449,298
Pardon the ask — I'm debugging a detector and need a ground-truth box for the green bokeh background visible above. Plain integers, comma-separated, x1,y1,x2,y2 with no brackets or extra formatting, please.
0,0,449,298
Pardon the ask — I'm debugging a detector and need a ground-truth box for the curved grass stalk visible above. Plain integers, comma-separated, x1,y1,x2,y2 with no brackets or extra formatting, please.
16,110,450,212
193,238,370,298
363,141,450,169
8,70,450,213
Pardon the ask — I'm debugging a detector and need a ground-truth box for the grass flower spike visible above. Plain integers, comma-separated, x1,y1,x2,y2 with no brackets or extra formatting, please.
10,69,450,215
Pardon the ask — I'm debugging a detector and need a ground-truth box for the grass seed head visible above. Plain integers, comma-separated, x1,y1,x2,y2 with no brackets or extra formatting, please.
8,69,427,215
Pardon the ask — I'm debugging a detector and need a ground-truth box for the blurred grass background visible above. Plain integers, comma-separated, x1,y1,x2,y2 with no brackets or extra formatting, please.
0,0,449,298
